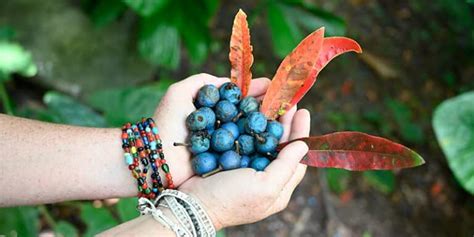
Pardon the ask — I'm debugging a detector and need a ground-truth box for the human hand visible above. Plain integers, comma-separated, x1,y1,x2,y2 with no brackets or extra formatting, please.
178,107,311,230
153,73,271,187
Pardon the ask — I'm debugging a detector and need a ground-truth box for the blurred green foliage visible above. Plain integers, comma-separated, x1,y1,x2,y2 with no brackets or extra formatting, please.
81,0,343,68
433,91,474,195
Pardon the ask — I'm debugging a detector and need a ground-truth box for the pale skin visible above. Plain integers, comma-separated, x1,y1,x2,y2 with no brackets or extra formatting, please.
0,74,310,235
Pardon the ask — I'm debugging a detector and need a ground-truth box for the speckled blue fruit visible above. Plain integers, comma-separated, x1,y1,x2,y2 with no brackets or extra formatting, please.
186,111,207,131
266,120,284,140
255,133,278,153
198,107,216,129
245,112,267,134
239,96,259,115
240,155,251,168
189,133,210,154
219,150,241,170
197,84,220,107
192,152,218,175
221,122,240,139
237,134,255,155
219,82,242,104
206,127,215,136
236,118,248,134
215,100,238,122
210,128,235,152
250,157,270,171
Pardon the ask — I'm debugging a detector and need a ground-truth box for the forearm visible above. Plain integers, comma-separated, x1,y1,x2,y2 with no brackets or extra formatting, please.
99,208,177,236
1,114,138,206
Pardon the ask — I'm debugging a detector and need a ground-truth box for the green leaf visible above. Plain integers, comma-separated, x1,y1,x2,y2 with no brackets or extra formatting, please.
326,168,351,194
55,221,78,237
81,203,118,237
386,99,424,143
363,170,395,194
43,92,107,127
293,3,346,36
138,19,181,69
0,26,15,41
433,91,474,195
87,79,172,126
175,4,211,65
123,0,168,17
216,229,226,237
266,2,303,58
90,0,127,27
266,1,346,58
117,197,139,222
0,41,37,81
0,206,39,236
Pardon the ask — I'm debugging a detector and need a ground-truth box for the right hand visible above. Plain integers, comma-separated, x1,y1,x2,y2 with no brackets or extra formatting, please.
179,108,311,230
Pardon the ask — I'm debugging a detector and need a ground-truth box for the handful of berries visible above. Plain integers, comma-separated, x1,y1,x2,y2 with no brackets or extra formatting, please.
176,82,283,176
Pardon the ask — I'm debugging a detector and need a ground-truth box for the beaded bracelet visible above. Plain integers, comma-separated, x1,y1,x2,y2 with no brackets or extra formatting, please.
121,118,174,200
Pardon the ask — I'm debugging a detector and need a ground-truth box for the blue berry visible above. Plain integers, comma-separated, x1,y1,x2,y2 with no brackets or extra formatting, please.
198,107,216,129
236,118,248,134
215,100,238,122
219,82,242,104
250,157,270,171
219,150,241,170
240,155,251,168
237,134,255,155
207,127,215,136
186,111,207,131
192,152,218,175
266,120,284,140
210,128,235,152
239,97,259,115
245,112,267,134
255,133,278,153
189,133,210,154
197,84,220,107
221,122,240,140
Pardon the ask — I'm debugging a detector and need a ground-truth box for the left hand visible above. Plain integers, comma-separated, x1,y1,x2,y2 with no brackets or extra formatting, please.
153,73,272,187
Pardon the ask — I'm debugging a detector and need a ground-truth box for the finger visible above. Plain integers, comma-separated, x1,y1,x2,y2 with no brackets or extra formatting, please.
273,164,307,212
289,109,311,140
172,73,230,99
283,109,311,190
264,141,308,188
272,110,311,211
247,78,271,98
278,105,297,142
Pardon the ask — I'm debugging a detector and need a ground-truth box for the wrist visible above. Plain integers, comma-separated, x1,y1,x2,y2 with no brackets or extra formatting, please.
180,189,225,231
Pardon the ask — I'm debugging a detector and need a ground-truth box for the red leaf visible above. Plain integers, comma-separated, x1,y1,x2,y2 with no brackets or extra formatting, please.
289,37,362,106
278,132,425,171
229,9,253,97
260,28,325,119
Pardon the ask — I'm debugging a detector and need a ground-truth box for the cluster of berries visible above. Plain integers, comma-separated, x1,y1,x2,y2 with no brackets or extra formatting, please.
180,82,283,176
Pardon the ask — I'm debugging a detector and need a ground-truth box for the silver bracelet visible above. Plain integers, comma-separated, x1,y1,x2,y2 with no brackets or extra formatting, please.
137,197,191,237
155,190,216,237
164,196,197,236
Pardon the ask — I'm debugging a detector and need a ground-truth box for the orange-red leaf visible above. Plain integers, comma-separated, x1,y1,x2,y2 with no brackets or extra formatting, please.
278,132,425,171
229,9,253,97
289,37,362,106
260,27,325,119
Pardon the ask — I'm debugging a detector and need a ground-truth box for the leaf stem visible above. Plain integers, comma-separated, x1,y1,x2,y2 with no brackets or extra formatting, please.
38,205,57,228
0,82,14,115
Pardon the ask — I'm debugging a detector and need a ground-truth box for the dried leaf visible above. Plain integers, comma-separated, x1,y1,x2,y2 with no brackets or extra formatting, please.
261,27,325,119
278,132,425,171
289,37,362,106
229,9,253,97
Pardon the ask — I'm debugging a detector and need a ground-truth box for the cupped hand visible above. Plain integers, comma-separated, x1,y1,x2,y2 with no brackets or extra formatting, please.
153,73,271,187
179,108,311,230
